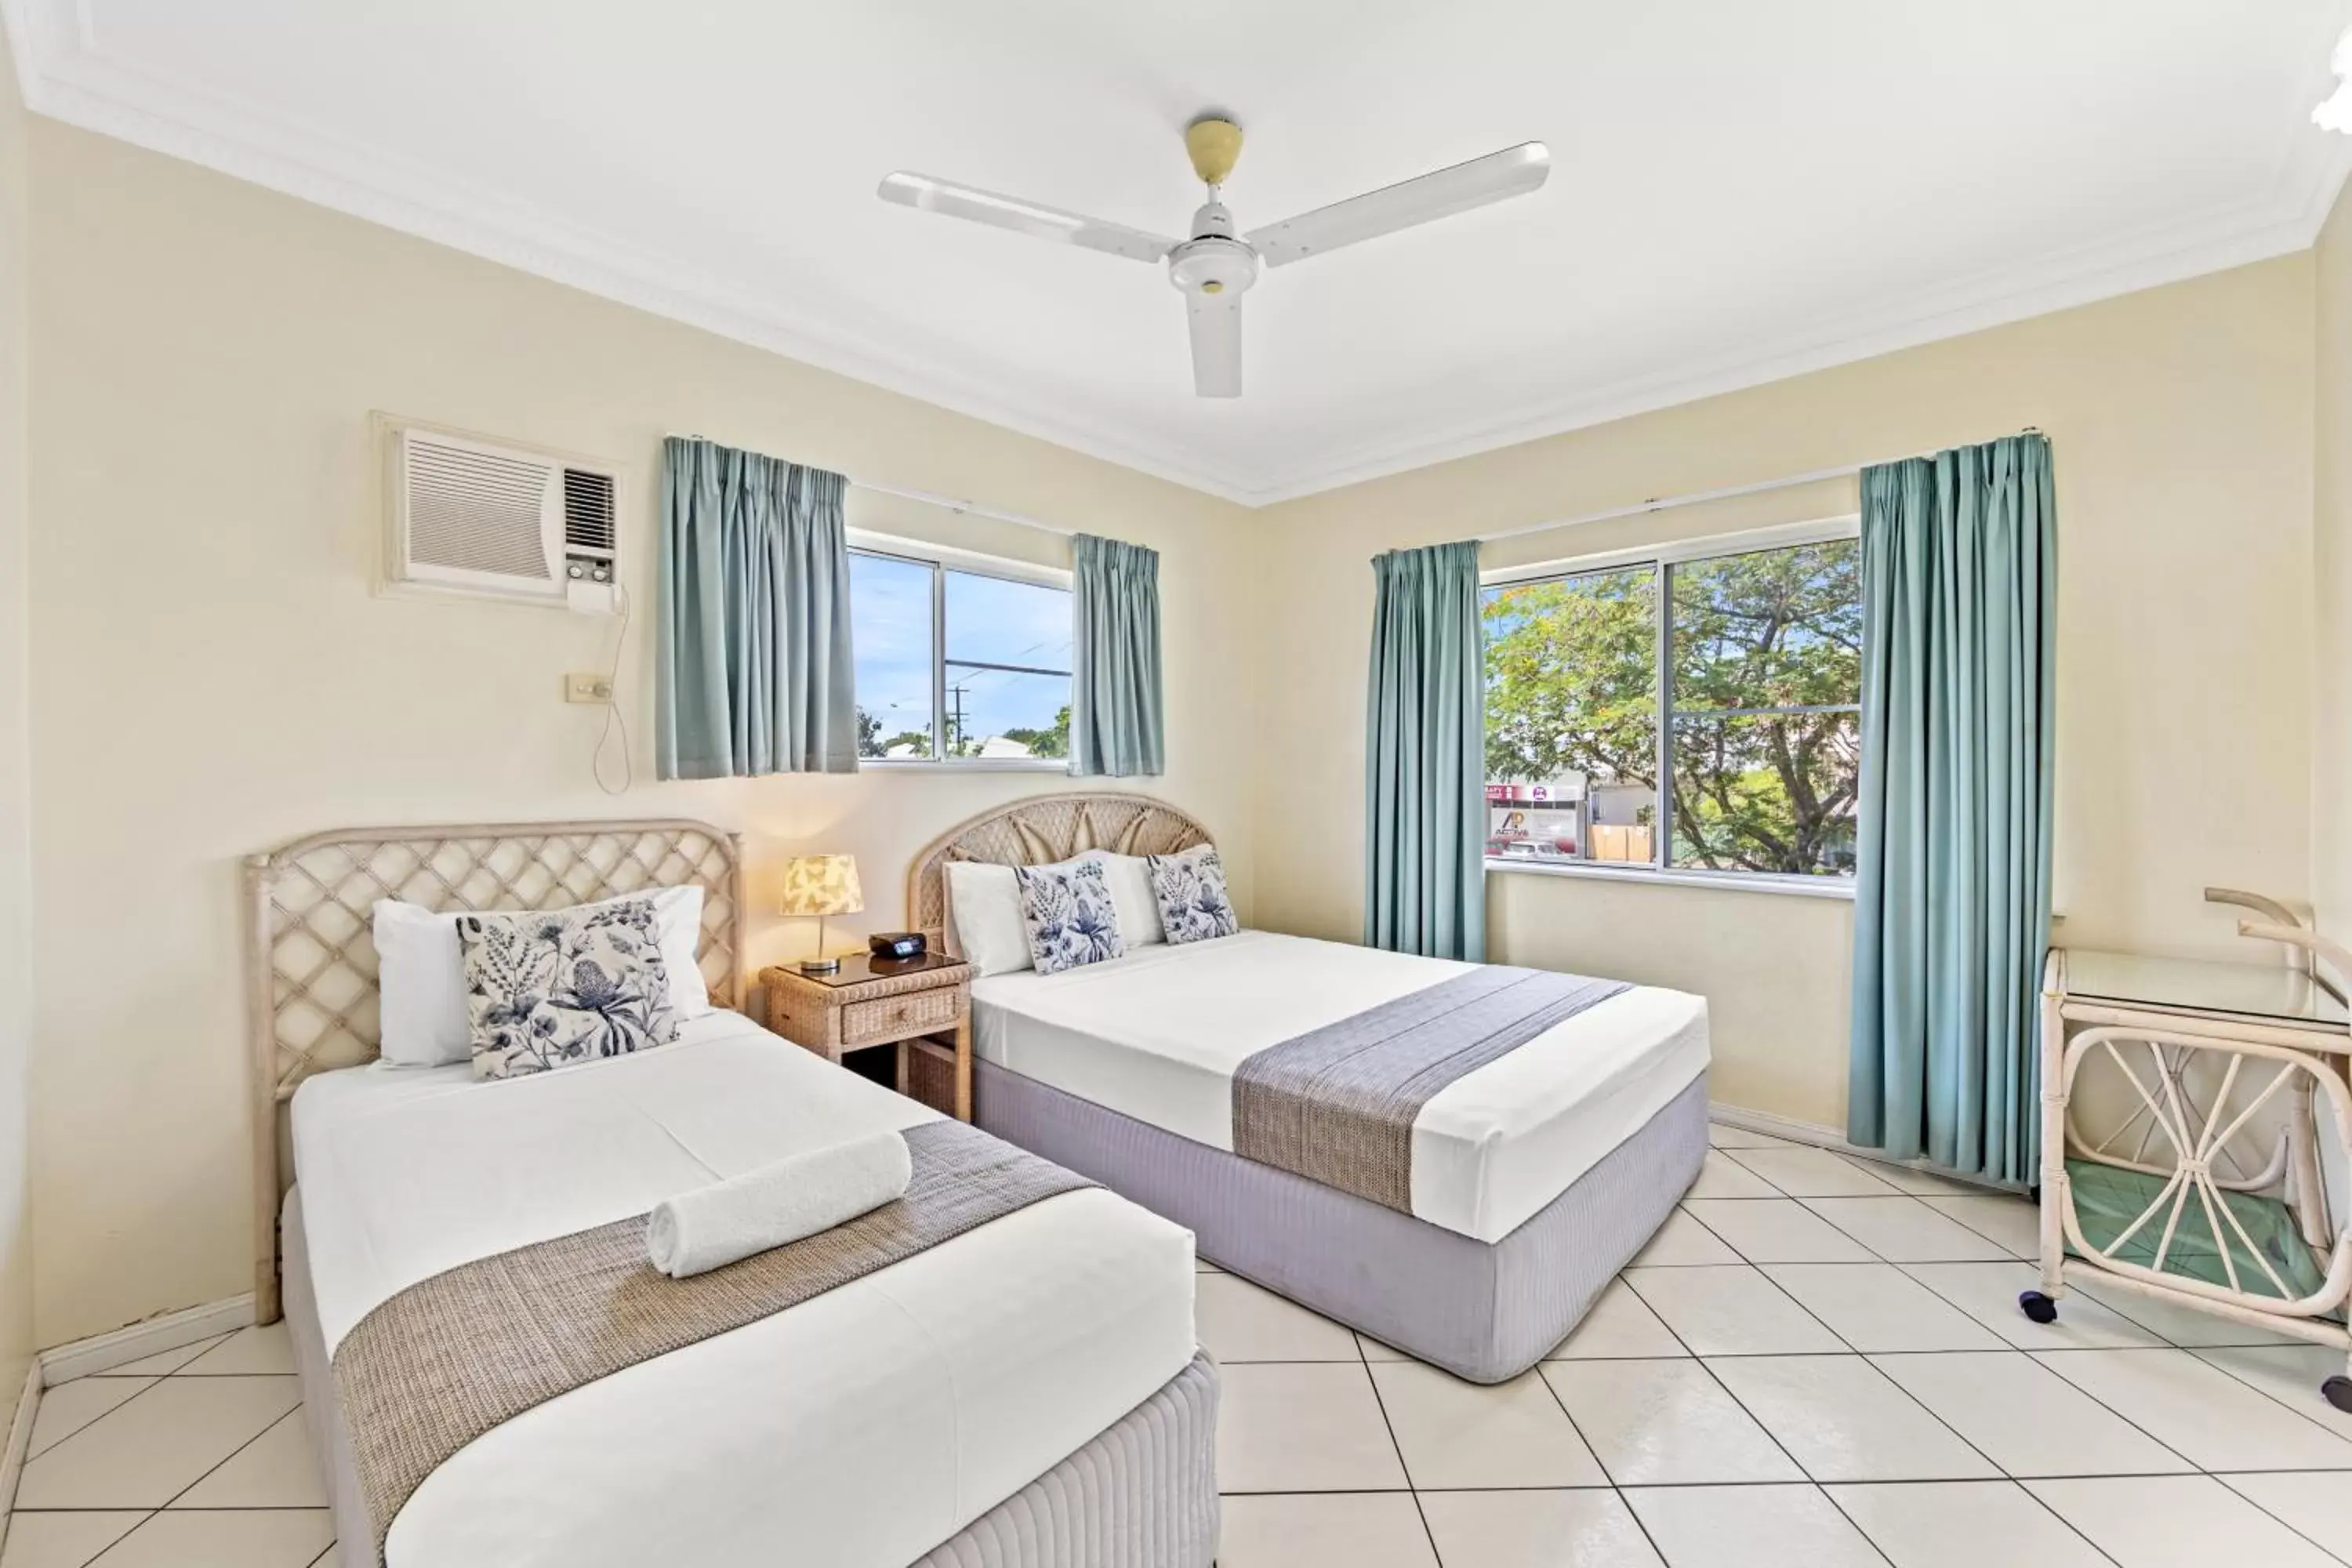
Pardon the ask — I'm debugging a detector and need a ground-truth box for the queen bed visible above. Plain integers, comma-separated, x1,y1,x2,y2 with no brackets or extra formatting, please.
911,794,1711,1384
246,819,1217,1568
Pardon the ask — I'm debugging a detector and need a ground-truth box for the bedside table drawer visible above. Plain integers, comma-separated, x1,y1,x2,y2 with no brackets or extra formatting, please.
840,986,963,1047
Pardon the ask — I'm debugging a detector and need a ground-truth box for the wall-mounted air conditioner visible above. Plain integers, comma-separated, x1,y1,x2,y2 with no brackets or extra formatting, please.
379,416,621,612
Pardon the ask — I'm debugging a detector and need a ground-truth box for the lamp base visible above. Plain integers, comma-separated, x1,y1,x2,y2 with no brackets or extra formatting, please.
797,956,842,975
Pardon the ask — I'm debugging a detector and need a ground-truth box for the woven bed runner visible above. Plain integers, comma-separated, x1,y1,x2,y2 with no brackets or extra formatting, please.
1232,965,1631,1214
332,1119,1092,1565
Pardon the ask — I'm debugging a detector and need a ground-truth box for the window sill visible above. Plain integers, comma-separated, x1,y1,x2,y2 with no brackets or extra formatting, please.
1484,858,1857,900
861,757,1069,774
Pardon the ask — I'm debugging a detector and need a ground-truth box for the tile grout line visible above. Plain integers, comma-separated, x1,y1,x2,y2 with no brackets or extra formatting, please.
1696,1173,2026,1486
2211,1472,2352,1568
56,1379,327,1566
1722,1155,2213,1557
2182,1341,2352,1446
1213,1466,2352,1491
1911,1192,2048,1260
154,1402,310,1513
1718,1145,1910,1200
2008,1344,2305,1476
2184,1344,2352,1567
1533,1281,1687,1566
1659,1171,1903,1566
1682,1147,2114,1566
20,1372,182,1473
1851,1193,2352,1555
79,1333,235,1384
23,1330,248,1484
1349,1325,1444,1565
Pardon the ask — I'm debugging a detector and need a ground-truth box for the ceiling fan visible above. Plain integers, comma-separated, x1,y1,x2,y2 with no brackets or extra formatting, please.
877,116,1550,398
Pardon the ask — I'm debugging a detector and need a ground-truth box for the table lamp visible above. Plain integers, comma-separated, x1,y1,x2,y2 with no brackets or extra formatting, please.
779,853,862,975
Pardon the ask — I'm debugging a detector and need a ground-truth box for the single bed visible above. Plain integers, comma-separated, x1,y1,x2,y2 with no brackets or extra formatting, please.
248,819,1218,1568
910,794,1711,1384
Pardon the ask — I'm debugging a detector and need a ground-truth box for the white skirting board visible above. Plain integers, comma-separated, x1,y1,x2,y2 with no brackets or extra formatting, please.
1707,1101,2024,1194
34,1293,257,1385
0,1358,41,1561
0,1293,259,1552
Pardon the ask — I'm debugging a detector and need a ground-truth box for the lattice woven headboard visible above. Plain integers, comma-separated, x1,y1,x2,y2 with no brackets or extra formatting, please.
243,818,746,1322
906,793,1213,955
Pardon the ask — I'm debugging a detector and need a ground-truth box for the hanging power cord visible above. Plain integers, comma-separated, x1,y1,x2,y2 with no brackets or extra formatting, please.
593,583,634,795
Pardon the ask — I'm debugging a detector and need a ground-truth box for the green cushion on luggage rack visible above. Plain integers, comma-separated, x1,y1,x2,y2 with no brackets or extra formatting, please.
2066,1158,2327,1301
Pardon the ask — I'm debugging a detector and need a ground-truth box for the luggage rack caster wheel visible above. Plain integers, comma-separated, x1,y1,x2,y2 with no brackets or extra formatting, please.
2324,1375,2352,1415
2018,1290,2058,1325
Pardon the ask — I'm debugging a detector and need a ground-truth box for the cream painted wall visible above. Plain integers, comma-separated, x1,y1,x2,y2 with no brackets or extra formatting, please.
1253,258,2319,1129
10,103,2339,1340
2316,183,2352,938
0,26,38,1396
25,123,1259,1345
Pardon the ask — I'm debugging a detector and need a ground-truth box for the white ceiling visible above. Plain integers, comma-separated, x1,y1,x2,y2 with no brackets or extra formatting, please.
9,1,2352,503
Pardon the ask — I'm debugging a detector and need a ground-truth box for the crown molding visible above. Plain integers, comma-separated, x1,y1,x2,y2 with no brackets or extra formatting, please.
1236,187,2343,505
5,10,1259,503
9,1,2351,510
1240,102,2352,504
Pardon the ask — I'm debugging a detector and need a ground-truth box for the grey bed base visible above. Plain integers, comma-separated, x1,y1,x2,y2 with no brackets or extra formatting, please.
977,1060,1711,1384
281,1190,1221,1568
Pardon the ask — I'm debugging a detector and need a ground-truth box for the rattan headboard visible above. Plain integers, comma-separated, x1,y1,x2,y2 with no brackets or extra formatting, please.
243,818,746,1320
906,793,1214,956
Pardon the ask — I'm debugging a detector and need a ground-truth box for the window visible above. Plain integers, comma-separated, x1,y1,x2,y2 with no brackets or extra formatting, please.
849,543,1073,764
1481,531,1861,881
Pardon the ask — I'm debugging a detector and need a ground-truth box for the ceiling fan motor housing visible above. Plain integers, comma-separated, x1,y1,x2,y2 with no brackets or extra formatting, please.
1170,205,1258,299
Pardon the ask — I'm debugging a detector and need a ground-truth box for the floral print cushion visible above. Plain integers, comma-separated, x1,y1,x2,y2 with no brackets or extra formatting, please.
1148,844,1240,946
457,896,680,1080
1014,857,1127,976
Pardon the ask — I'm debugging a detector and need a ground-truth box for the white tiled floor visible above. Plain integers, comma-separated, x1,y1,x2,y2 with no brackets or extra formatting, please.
3,1323,330,1567
1212,1122,2352,1567
13,1122,2352,1567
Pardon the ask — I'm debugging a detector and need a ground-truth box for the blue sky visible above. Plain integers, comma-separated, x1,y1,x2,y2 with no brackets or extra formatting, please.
850,553,1073,745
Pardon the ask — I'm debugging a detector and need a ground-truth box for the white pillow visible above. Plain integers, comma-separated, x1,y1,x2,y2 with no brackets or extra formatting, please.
375,885,710,1068
1078,851,1164,947
945,860,1031,977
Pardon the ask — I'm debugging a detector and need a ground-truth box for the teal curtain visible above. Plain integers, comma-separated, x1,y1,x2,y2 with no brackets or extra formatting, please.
657,437,858,778
1849,434,2056,1185
1364,541,1486,962
1069,534,1164,777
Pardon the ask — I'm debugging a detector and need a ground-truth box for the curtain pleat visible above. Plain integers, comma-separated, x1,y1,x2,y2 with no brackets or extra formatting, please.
1069,534,1164,777
657,437,858,778
1364,540,1486,962
1849,434,2056,1185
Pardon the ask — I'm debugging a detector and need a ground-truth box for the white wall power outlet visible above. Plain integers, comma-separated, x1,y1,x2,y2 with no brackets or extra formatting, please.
565,673,614,704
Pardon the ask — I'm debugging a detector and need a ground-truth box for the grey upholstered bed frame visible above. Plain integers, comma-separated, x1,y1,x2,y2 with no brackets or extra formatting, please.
983,1062,1705,1383
909,793,1711,1385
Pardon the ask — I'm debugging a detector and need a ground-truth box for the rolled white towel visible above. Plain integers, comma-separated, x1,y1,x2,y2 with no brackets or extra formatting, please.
646,1129,913,1279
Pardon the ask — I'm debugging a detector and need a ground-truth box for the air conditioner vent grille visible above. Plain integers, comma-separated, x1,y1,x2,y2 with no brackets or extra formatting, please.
407,438,554,581
564,468,617,557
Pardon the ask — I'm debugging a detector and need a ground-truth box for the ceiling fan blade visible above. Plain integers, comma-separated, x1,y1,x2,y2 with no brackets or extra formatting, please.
1186,289,1243,398
1245,142,1550,269
877,172,1176,264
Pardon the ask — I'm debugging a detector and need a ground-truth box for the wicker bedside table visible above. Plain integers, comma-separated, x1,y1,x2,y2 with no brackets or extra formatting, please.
761,952,975,1121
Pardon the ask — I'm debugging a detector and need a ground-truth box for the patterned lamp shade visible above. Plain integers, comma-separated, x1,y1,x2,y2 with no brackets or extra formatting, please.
778,854,863,918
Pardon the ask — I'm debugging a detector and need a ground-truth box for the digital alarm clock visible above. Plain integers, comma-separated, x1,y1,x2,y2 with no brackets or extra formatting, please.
868,931,927,961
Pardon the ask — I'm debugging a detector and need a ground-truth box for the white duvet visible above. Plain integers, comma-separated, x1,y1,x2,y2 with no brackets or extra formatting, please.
972,930,1710,1243
292,1012,1196,1568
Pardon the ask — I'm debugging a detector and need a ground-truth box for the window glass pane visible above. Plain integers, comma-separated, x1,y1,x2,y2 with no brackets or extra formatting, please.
849,551,935,760
1669,710,1860,875
1670,539,1860,712
944,569,1071,760
1481,565,1657,865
